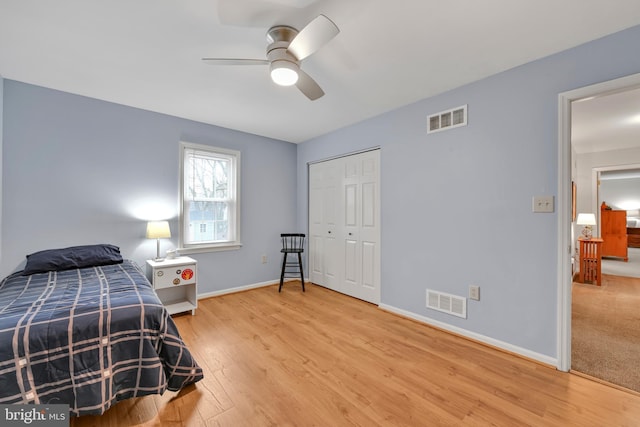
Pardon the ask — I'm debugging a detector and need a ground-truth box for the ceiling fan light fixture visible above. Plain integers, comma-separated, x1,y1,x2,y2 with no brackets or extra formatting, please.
203,14,339,100
270,60,299,86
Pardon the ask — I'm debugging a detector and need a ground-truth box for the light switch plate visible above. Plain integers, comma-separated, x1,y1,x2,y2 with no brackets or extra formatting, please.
469,285,480,301
532,196,554,213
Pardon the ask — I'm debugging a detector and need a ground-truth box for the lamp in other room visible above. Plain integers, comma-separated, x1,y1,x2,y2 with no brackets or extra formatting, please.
576,213,596,240
146,221,171,261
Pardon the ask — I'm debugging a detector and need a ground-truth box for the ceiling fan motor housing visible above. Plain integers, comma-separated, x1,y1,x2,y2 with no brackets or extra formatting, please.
266,25,298,45
267,25,301,85
267,26,300,65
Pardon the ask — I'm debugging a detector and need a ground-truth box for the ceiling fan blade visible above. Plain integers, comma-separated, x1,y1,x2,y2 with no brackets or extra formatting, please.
287,14,339,61
202,58,269,66
296,69,324,100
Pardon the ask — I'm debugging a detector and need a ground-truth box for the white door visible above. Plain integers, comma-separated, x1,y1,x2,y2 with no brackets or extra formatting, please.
309,160,339,290
309,150,380,304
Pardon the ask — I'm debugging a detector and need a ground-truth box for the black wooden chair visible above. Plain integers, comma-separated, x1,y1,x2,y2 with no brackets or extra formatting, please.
279,233,305,292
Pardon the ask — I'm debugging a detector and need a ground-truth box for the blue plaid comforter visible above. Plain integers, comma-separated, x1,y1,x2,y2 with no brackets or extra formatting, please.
0,260,203,416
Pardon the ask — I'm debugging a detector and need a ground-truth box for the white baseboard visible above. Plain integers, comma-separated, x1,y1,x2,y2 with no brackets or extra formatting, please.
197,278,308,299
378,303,557,367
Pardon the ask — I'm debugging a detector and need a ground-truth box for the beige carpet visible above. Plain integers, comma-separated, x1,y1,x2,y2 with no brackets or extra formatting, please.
602,247,640,278
572,274,640,392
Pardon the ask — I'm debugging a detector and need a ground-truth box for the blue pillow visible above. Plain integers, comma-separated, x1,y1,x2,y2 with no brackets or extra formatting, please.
23,244,123,275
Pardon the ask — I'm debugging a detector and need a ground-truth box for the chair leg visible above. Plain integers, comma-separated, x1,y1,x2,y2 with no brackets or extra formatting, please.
279,253,287,292
298,252,305,292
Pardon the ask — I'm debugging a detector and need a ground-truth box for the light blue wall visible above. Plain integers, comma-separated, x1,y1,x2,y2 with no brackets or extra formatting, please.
3,24,640,361
600,177,640,212
575,147,640,218
1,81,297,293
297,25,640,359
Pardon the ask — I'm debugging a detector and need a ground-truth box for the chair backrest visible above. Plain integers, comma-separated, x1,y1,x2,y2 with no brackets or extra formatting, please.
281,233,305,252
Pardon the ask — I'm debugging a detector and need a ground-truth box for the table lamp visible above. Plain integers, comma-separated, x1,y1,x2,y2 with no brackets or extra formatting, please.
146,220,171,261
576,213,596,240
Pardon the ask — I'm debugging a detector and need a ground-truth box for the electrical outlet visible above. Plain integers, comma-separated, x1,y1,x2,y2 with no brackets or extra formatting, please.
469,285,480,301
532,195,554,213
261,255,267,264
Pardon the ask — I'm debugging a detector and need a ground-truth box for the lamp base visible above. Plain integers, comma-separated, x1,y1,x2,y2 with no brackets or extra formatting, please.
154,238,164,261
581,226,593,240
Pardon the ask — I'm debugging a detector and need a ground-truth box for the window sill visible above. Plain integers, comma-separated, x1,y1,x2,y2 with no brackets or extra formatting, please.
178,243,242,255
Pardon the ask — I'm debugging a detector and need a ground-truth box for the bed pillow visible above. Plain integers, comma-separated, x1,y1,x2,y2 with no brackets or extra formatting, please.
23,244,123,275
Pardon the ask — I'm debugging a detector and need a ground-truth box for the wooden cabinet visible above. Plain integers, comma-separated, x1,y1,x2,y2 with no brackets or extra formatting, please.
601,208,628,261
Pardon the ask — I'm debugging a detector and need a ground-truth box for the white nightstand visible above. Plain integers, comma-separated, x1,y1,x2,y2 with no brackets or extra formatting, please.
147,256,197,315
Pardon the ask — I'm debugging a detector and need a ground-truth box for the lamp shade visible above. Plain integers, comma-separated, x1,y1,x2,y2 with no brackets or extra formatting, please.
576,213,596,226
146,221,171,239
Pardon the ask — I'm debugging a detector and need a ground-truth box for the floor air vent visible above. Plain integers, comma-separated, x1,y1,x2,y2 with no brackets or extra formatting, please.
427,105,467,134
426,289,467,319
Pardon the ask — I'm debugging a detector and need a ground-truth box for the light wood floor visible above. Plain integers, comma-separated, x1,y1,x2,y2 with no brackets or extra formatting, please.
72,282,640,426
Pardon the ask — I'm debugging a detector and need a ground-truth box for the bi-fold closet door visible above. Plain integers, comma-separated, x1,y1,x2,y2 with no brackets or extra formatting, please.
308,149,380,304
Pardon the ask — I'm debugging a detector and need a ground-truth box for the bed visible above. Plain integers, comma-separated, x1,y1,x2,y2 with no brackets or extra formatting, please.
627,217,640,248
0,244,203,416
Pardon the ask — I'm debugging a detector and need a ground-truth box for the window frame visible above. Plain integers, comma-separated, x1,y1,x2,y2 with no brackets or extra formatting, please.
178,141,242,253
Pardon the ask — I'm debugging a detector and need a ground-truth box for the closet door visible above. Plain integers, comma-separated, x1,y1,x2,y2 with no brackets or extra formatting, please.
309,150,380,304
309,160,340,290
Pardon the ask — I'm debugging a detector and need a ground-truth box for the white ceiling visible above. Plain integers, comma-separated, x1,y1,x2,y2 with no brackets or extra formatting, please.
2,0,640,143
572,87,640,154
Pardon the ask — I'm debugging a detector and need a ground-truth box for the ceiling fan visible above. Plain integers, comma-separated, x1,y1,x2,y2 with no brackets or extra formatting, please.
202,14,339,100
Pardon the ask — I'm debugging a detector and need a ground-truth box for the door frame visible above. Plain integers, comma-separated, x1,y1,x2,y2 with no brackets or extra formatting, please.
557,72,640,372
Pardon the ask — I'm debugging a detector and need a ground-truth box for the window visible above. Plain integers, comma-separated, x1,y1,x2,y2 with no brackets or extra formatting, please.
179,142,241,252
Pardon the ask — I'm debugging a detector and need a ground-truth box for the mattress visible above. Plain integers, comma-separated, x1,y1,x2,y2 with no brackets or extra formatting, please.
0,260,203,416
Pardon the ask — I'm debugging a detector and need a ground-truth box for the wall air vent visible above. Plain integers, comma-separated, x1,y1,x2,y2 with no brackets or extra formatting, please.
426,289,467,319
427,105,467,134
